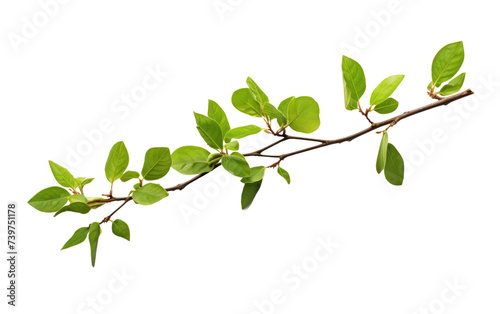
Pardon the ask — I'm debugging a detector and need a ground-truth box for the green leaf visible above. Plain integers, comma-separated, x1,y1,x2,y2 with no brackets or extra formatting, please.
370,75,405,106
384,143,404,186
222,152,251,177
28,186,70,213
263,103,287,126
61,227,89,250
373,98,399,114
207,153,223,167
277,166,290,184
105,141,129,183
376,132,389,174
79,177,94,187
194,112,224,151
88,222,100,267
54,202,91,217
120,171,140,182
224,141,239,151
132,183,169,205
225,125,262,141
231,88,262,117
431,41,465,86
241,179,263,210
342,55,366,110
287,96,321,133
241,166,265,183
427,81,433,91
49,161,77,188
438,73,466,96
112,219,130,241
141,147,172,180
133,183,141,190
172,146,212,175
68,194,88,203
246,77,269,105
278,97,294,118
208,100,231,138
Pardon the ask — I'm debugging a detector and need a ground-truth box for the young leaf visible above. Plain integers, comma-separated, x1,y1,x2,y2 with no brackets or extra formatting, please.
342,55,366,110
133,183,141,190
28,186,70,213
207,153,223,167
54,202,91,217
208,100,231,138
246,77,269,105
376,132,389,174
225,125,263,142
231,88,262,117
112,219,130,241
132,183,169,205
278,96,294,119
68,194,88,204
277,166,291,184
224,141,240,151
105,141,129,183
172,146,212,175
431,41,465,86
438,73,466,96
61,227,89,250
194,112,223,151
88,222,101,267
287,96,321,133
78,177,94,188
263,103,287,126
141,147,172,180
370,75,405,106
241,166,265,183
241,179,263,210
222,153,251,177
49,161,77,189
343,79,358,111
120,171,140,182
384,143,404,185
373,98,398,114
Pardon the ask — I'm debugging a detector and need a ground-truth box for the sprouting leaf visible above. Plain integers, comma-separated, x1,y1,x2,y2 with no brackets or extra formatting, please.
133,183,141,190
78,177,94,188
225,125,263,142
222,152,251,178
208,100,231,138
427,81,433,91
246,77,269,105
370,75,405,106
194,112,223,151
121,171,140,182
172,146,212,175
263,103,287,126
373,98,399,114
287,96,321,133
141,147,172,180
384,143,404,185
438,73,466,96
224,141,239,151
241,179,263,210
132,183,169,205
342,55,366,110
431,41,465,86
376,132,389,174
231,88,262,117
68,194,88,204
277,96,294,119
88,222,101,267
54,202,91,217
207,153,223,168
277,166,290,184
49,161,77,189
105,141,129,183
61,227,89,250
241,166,265,183
112,219,130,241
28,186,70,213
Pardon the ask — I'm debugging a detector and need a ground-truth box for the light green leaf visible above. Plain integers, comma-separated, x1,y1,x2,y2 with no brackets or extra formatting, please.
194,112,223,151
133,183,141,190
376,132,389,174
384,143,404,186
343,79,358,111
207,153,223,167
54,202,91,217
222,152,251,177
105,141,129,183
431,41,464,86
224,141,239,151
263,103,287,126
438,73,466,96
49,160,77,188
373,98,399,114
112,219,130,241
427,81,433,91
120,171,140,182
278,97,294,118
225,125,263,142
287,96,321,133
132,183,169,205
68,194,88,204
241,179,263,210
172,146,212,175
141,147,172,180
208,100,231,138
231,88,262,117
61,227,89,250
241,166,265,183
277,166,290,184
79,177,94,187
246,77,269,105
370,75,405,106
342,55,366,110
88,222,100,267
28,186,70,213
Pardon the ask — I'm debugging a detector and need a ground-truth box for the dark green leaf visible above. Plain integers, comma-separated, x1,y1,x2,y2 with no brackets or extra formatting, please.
370,75,405,106
384,143,404,186
172,146,212,175
224,141,239,151
225,125,262,141
222,152,251,177
112,219,130,241
194,112,223,151
49,160,77,188
263,103,287,126
241,166,265,183
231,88,262,117
28,186,70,213
54,202,91,217
141,147,172,180
61,227,89,250
342,56,366,110
105,141,129,183
208,100,231,138
88,222,100,267
287,96,321,133
241,179,263,210
373,98,399,114
277,166,290,184
438,73,466,96
246,77,269,105
132,183,169,205
431,41,464,86
120,171,140,182
376,132,389,174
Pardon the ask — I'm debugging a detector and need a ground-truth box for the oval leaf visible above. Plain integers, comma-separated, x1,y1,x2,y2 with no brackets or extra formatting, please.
105,141,129,183
241,179,263,210
431,41,464,86
438,73,466,96
287,96,320,133
370,75,404,106
28,186,70,213
342,55,366,110
49,161,77,188
225,125,262,142
121,171,140,182
54,202,91,217
376,132,389,174
263,103,287,127
246,77,269,105
172,146,212,175
277,166,291,184
61,227,89,250
231,88,262,117
221,153,251,178
208,100,231,137
194,112,223,151
224,141,239,151
241,166,265,183
112,219,130,241
373,98,399,114
384,143,404,186
132,183,169,205
141,147,172,180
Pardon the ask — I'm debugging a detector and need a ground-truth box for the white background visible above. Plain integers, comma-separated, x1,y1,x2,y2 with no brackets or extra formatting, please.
1,0,499,313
